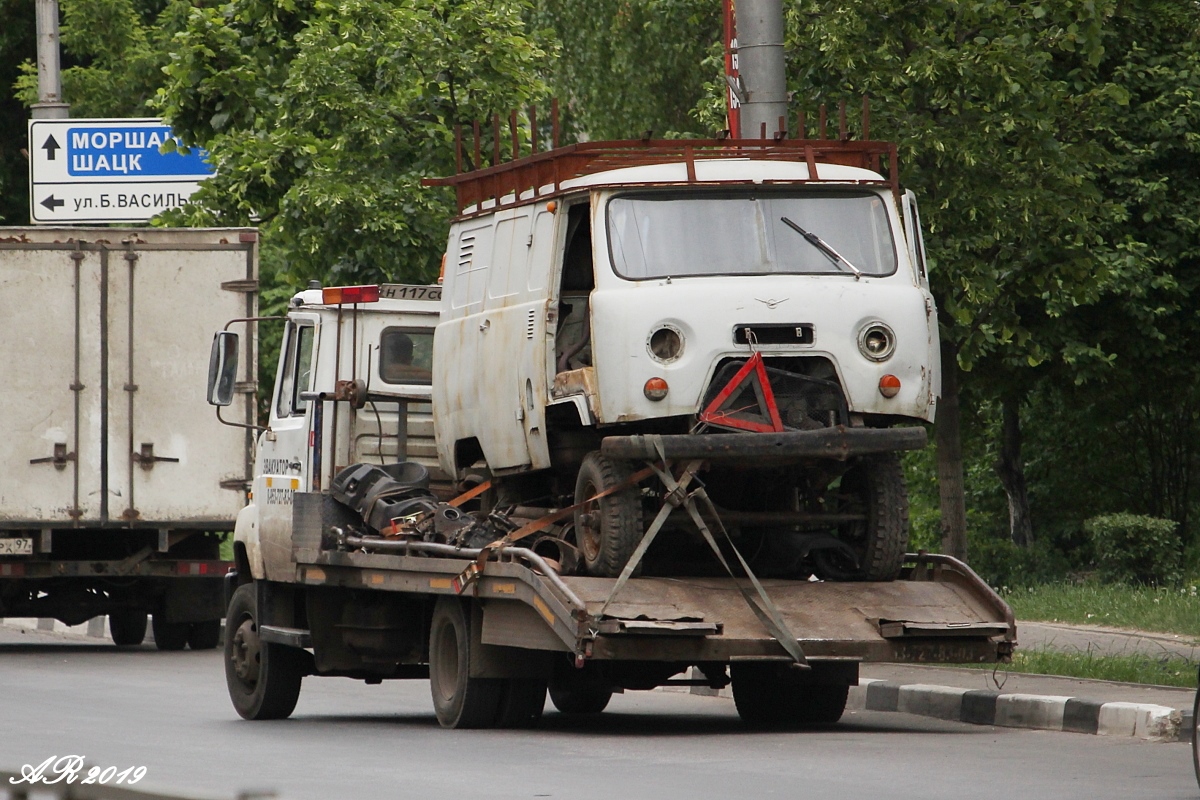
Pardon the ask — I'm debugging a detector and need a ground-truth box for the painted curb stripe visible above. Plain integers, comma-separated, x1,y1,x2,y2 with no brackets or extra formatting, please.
1063,698,1104,735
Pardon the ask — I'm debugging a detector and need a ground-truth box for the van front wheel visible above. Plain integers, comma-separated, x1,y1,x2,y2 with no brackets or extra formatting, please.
574,452,643,578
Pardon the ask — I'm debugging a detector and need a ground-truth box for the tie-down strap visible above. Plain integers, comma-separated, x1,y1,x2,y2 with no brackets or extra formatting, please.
598,436,810,667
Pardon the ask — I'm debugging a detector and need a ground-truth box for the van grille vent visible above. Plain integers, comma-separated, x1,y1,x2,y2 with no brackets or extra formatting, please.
526,309,536,339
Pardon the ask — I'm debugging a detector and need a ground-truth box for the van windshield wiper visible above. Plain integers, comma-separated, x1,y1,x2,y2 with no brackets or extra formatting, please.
780,216,863,280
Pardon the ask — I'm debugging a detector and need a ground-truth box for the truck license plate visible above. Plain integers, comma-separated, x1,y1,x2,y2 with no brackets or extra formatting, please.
0,537,34,556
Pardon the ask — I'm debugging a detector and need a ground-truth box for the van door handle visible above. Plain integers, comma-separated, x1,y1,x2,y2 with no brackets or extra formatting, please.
479,319,491,332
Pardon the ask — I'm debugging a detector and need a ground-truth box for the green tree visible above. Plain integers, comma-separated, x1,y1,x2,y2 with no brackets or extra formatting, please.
0,0,36,224
533,0,720,140
779,0,1164,558
158,0,551,284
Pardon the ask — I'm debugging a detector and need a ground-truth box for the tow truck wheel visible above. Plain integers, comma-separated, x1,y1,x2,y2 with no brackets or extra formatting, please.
548,683,613,715
731,663,849,728
495,679,547,728
152,616,190,651
429,596,502,729
814,453,908,581
187,619,222,650
225,583,303,720
575,452,643,578
108,611,147,646
548,659,613,714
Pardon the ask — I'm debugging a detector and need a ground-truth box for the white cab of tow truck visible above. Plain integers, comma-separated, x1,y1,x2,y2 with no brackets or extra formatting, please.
232,284,443,583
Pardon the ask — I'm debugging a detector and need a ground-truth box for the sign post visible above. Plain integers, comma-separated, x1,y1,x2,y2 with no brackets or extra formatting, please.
28,118,215,224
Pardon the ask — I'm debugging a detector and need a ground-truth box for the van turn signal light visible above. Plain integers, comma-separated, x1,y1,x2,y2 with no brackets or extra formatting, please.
879,374,901,398
644,377,669,401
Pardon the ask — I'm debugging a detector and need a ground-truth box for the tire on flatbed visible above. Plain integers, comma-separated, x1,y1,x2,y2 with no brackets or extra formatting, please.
225,583,304,720
574,452,643,578
813,453,909,581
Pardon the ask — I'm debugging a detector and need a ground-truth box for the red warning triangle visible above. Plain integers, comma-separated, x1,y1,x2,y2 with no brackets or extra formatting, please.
698,352,785,432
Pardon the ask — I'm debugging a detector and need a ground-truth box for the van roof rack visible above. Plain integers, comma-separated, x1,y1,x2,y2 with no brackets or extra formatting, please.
423,99,899,216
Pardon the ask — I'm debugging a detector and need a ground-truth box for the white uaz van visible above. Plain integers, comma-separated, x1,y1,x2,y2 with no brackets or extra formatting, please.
429,136,938,582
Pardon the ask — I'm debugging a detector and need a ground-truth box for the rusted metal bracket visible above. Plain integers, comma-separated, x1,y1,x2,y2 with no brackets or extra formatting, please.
29,442,75,470
131,442,179,471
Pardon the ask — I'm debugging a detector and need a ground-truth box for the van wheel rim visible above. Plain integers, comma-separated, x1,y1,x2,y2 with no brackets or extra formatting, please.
578,483,602,562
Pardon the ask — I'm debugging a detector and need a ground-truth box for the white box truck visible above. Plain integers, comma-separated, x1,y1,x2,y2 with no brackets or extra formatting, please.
0,227,257,649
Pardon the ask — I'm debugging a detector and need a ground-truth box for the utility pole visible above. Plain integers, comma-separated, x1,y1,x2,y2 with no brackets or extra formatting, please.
32,0,69,119
732,0,785,139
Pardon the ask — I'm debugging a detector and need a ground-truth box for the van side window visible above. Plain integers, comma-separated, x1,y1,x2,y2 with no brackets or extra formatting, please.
380,327,433,385
275,323,315,418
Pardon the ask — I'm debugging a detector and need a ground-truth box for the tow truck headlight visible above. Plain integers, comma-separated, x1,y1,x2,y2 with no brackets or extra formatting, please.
858,322,895,362
648,325,684,363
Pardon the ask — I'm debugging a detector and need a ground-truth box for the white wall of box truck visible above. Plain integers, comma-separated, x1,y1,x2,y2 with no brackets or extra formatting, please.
0,226,257,650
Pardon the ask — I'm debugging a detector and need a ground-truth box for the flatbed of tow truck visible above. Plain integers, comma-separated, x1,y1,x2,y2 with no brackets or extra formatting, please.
278,539,1014,666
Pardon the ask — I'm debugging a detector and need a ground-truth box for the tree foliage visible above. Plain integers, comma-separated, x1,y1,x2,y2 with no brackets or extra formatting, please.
159,0,552,284
0,0,36,224
785,0,1150,376
533,0,719,140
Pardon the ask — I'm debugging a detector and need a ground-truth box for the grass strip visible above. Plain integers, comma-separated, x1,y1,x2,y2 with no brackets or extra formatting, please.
1003,582,1200,638
965,649,1197,689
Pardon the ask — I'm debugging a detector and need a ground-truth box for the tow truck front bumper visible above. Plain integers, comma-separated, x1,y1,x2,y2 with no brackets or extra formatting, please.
600,425,926,463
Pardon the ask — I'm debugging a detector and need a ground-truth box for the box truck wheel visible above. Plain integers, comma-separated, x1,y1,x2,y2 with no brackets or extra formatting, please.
731,662,848,728
429,596,502,729
225,583,303,720
813,453,909,582
152,617,191,651
187,619,222,650
574,452,643,578
108,611,147,646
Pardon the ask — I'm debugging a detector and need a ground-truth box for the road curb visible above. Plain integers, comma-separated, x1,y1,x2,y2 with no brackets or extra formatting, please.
847,678,1187,742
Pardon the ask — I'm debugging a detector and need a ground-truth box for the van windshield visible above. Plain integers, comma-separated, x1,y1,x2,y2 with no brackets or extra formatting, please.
606,190,896,279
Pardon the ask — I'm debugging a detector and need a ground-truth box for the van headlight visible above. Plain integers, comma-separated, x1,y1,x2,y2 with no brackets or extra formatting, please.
648,325,684,363
858,322,895,362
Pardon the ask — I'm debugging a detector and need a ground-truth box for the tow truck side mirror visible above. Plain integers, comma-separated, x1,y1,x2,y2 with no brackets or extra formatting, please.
207,331,240,407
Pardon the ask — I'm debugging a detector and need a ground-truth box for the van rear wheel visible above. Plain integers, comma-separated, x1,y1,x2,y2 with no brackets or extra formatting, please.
574,452,643,578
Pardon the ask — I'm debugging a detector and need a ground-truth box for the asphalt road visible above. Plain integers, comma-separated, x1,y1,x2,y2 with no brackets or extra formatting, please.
1,626,1195,800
